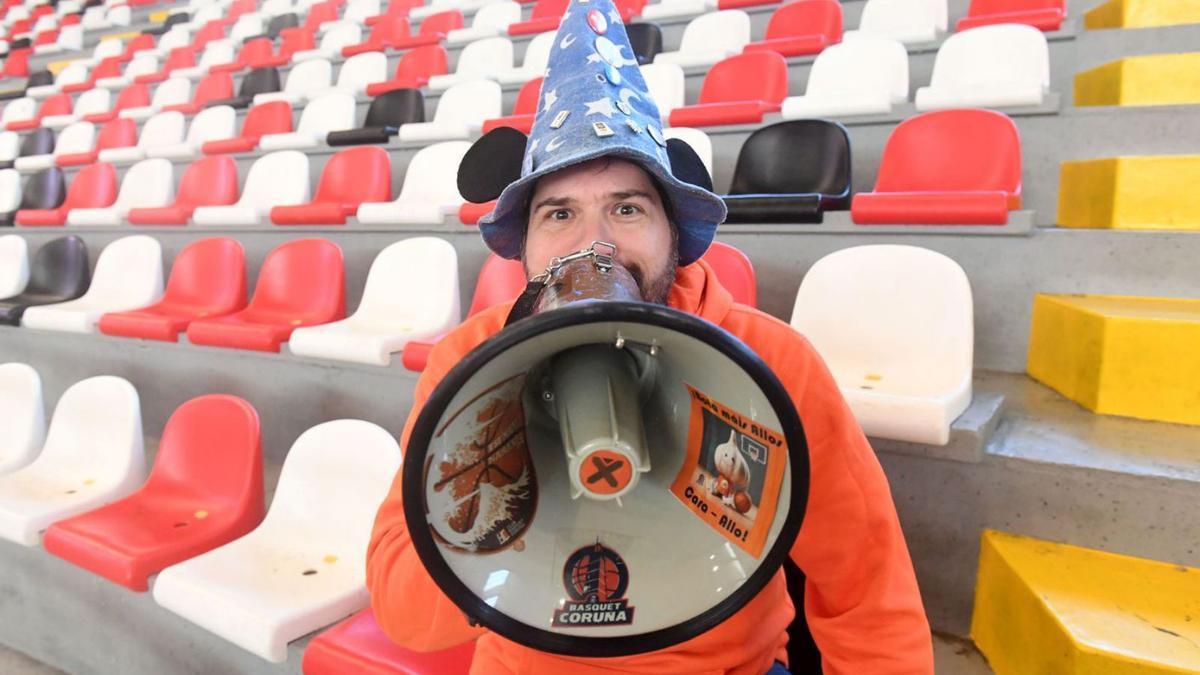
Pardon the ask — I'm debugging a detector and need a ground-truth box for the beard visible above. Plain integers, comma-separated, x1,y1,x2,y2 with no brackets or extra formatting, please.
622,246,679,305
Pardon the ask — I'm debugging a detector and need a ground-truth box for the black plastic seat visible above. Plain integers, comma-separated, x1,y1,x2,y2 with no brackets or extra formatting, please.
326,88,425,146
0,235,89,325
145,12,189,35
266,13,300,39
8,38,31,51
15,167,66,220
722,120,852,224
0,70,51,102
0,128,55,172
207,67,280,109
626,23,663,65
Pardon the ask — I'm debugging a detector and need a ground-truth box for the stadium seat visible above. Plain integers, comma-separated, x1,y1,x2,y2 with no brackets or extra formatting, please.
207,67,281,109
640,63,685,120
0,361,43,475
0,134,16,171
185,238,345,352
162,71,234,115
851,109,1022,224
457,199,496,225
41,90,111,130
15,120,94,172
271,146,390,225
447,0,519,45
915,24,1049,111
0,235,89,325
153,419,398,662
409,0,471,21
32,24,83,56
229,15,267,45
781,37,908,119
194,151,311,226
258,91,356,150
292,21,362,62
101,111,186,164
267,13,302,39
68,158,175,226
318,51,388,98
149,29,193,58
173,39,237,80
25,63,87,99
253,57,332,106
398,80,499,142
16,162,116,226
136,47,196,84
0,98,37,131
21,234,162,332
365,45,448,95
127,155,238,225
668,52,788,127
203,101,294,154
120,76,191,120
43,394,263,591
507,0,569,35
0,375,143,547
62,57,121,96
83,83,151,123
303,609,476,675
289,1,341,36
0,234,28,297
743,0,841,58
147,105,236,159
626,22,664,65
391,9,463,49
96,54,159,90
702,240,755,307
482,76,541,134
790,245,973,445
664,126,713,180
7,92,70,130
368,0,424,24
290,237,459,365
0,169,19,224
428,36,512,91
326,88,424,146
11,167,65,221
57,118,136,167
494,30,553,85
342,14,409,56
357,141,468,224
655,10,751,68
956,0,1064,32
209,37,272,75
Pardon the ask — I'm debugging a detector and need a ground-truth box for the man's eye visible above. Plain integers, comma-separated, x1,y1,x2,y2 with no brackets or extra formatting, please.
550,209,571,221
616,203,642,216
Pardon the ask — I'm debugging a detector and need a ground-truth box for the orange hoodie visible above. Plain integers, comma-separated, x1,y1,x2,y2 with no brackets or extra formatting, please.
367,260,934,675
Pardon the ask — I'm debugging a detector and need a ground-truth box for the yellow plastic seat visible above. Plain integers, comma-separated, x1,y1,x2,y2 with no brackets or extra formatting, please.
1058,155,1200,230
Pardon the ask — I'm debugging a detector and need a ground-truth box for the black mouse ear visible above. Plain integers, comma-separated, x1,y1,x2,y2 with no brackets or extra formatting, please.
665,137,714,193
457,126,529,204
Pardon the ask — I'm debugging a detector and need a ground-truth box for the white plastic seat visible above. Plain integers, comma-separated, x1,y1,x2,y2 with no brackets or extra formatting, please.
915,24,1050,111
641,0,714,21
0,375,144,546
0,363,43,475
0,169,20,217
83,37,125,66
22,235,164,334
0,133,16,165
845,0,946,45
256,0,294,17
357,141,470,224
147,105,236,160
664,126,712,181
101,111,186,164
96,53,158,90
258,92,355,150
494,31,554,85
15,121,94,172
179,3,222,30
399,80,500,142
253,58,333,107
4,7,30,27
26,60,89,99
80,6,107,30
408,0,462,20
0,98,36,128
292,21,362,63
172,39,237,80
338,0,381,26
41,88,112,129
106,4,132,27
290,238,460,365
120,77,191,120
781,37,909,119
229,14,266,43
194,151,310,226
790,245,973,446
654,10,750,69
32,23,83,55
152,419,400,663
69,159,176,226
446,1,520,46
311,51,387,98
640,62,685,121
0,234,29,299
152,27,192,58
428,36,513,91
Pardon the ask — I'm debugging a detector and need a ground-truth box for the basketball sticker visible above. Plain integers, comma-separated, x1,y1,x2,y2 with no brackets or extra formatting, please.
552,540,635,627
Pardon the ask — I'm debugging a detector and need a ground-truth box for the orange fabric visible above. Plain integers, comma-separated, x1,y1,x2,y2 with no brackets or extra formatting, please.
367,260,934,675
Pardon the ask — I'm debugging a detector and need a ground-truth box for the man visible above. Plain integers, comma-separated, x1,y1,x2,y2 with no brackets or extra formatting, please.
367,0,934,671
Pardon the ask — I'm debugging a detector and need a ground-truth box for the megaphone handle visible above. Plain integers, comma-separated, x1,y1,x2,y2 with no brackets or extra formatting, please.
505,278,549,326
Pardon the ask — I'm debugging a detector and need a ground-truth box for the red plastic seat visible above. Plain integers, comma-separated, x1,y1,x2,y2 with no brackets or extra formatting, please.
202,100,293,155
98,237,248,341
742,0,842,58
956,0,1065,32
83,83,150,123
162,71,233,114
851,108,1022,225
365,45,448,95
186,238,346,352
718,0,779,9
32,29,59,49
303,609,476,675
269,26,317,66
7,92,71,130
390,10,462,49
667,52,788,128
218,0,257,26
286,1,339,37
57,118,136,166
43,394,264,592
137,47,197,84
457,200,496,225
17,163,118,227
507,0,569,36
128,155,239,225
191,20,227,52
701,241,756,307
210,37,274,74
0,49,29,80
62,56,122,94
342,14,410,57
482,76,541,134
121,34,156,62
365,0,422,25
270,146,391,225
401,254,525,371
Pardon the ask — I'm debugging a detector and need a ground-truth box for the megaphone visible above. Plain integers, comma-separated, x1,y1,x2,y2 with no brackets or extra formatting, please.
402,243,809,657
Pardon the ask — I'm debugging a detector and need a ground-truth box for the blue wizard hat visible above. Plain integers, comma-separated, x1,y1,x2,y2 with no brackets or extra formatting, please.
456,0,726,267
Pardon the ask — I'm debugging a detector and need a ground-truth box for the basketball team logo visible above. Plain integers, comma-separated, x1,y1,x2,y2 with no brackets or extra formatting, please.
551,541,635,627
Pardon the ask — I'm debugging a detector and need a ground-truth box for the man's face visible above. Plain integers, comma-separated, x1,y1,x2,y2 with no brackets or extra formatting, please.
523,158,678,304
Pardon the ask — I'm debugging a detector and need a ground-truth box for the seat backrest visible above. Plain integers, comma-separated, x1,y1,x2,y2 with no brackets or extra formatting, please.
454,36,511,77
0,133,16,163
54,61,89,87
163,46,197,72
297,91,357,135
679,10,750,54
790,244,973,387
0,362,43,466
730,120,851,196
701,241,756,307
89,56,124,82
19,167,65,210
230,14,265,43
394,45,448,85
929,23,1049,91
34,375,142,486
698,51,789,105
314,145,391,203
529,0,568,21
73,88,112,117
806,36,908,104
52,121,96,157
238,150,311,209
283,58,333,96
26,235,88,297
246,237,344,317
123,33,156,59
266,12,300,39
419,10,464,36
175,154,238,207
156,29,192,55
335,51,387,93
95,118,137,153
366,14,410,45
639,63,684,112
113,83,151,112
471,0,519,29
518,31,554,72
138,111,186,151
82,234,162,305
512,76,543,116
874,108,1021,194
18,128,55,158
0,233,29,291
468,254,526,315
241,101,294,138
237,38,274,68
765,0,841,41
238,67,281,98
343,0,382,24
363,88,424,127
303,1,340,31
36,93,72,120
160,237,247,317
432,80,501,126
151,77,192,108
626,22,662,65
318,21,362,52
2,97,36,125
185,105,236,146
25,72,54,91
191,72,234,106
114,158,175,210
196,39,236,70
0,170,21,212
62,161,116,210
397,141,469,204
965,0,1061,18
123,54,160,82
357,237,460,330
279,25,317,55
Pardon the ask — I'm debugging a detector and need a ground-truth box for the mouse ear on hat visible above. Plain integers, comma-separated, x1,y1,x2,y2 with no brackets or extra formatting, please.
665,137,714,193
457,126,530,204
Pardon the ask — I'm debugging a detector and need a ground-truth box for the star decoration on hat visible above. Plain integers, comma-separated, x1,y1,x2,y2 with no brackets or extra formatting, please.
607,6,621,22
584,97,616,118
586,53,602,64
542,88,559,113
